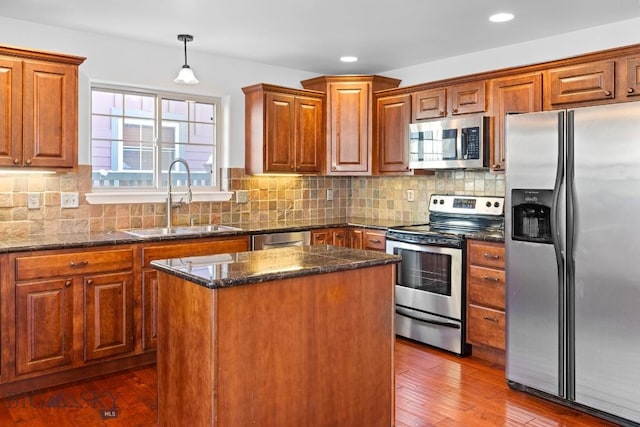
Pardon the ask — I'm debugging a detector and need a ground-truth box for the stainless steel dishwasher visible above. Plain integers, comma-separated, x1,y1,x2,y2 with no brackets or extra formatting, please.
251,231,311,250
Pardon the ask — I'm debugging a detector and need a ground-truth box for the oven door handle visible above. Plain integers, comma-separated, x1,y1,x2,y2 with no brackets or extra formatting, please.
395,310,461,329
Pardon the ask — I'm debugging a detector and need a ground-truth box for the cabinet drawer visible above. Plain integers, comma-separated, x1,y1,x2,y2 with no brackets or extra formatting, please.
363,230,386,251
143,237,249,267
468,266,505,310
16,248,133,281
467,305,505,350
467,241,505,269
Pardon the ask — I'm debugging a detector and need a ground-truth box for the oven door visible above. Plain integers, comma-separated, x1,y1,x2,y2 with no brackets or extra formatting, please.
386,239,463,320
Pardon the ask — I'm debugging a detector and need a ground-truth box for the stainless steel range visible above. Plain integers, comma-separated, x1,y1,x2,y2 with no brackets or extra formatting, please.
386,194,504,355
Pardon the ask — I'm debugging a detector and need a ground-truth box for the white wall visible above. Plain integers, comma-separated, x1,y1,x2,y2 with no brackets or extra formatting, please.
2,16,640,168
384,17,640,85
0,16,316,167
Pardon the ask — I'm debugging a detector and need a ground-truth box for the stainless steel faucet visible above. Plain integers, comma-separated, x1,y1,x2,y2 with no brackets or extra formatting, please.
167,158,192,228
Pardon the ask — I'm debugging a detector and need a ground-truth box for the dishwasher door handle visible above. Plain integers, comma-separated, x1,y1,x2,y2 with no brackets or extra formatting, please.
261,240,304,249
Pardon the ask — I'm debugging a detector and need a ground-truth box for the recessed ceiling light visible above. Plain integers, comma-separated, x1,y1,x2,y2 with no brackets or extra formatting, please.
340,56,358,63
489,12,514,23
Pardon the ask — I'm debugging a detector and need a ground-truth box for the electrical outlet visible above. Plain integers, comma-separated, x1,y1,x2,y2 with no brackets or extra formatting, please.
61,192,79,208
407,189,415,202
235,190,249,204
27,193,40,209
326,189,334,201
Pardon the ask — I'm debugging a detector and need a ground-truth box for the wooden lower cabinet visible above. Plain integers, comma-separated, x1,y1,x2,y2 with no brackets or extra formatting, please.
466,239,506,365
311,227,349,246
11,247,135,380
16,278,74,375
350,228,386,251
140,236,250,351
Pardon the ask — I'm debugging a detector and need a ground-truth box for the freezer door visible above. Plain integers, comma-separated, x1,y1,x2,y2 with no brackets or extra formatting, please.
572,103,640,423
505,111,565,397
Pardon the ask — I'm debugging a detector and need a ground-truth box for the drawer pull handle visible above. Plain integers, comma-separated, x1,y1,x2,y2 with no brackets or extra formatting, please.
483,316,499,323
482,253,500,260
483,275,500,282
69,260,89,268
64,280,72,288
368,239,381,244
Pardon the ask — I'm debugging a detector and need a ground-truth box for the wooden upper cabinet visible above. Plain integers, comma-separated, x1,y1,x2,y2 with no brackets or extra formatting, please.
412,88,446,121
490,73,542,172
545,60,615,108
624,56,640,98
411,81,485,120
301,75,401,175
376,94,411,174
0,46,84,169
243,84,324,174
450,80,486,115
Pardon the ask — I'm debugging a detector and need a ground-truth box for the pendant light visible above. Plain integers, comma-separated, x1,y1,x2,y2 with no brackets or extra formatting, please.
174,34,199,84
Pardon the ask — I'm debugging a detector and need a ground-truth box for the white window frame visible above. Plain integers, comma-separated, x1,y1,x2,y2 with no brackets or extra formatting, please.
86,83,232,204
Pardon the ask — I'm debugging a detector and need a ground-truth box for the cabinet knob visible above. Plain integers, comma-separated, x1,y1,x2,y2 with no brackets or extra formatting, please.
25,159,32,166
13,158,19,165
439,111,445,117
64,280,72,288
604,90,612,97
331,166,337,171
87,279,94,286
452,108,458,114
629,88,635,94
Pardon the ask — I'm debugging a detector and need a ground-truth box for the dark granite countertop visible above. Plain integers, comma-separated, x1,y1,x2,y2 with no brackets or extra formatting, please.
151,245,402,289
0,217,419,253
464,231,505,243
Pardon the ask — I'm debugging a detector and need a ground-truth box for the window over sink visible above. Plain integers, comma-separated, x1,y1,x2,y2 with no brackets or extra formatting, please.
90,84,221,194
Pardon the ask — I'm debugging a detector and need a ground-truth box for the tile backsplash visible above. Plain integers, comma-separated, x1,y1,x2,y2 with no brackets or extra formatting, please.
0,166,504,237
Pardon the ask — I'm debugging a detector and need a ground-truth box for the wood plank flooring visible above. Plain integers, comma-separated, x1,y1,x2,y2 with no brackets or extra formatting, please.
0,338,621,426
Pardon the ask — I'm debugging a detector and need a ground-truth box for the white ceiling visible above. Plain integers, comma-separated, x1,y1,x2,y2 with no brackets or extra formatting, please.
2,0,640,75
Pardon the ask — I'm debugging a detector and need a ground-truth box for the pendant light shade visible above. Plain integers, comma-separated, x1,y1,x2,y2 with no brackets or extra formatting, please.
174,34,199,84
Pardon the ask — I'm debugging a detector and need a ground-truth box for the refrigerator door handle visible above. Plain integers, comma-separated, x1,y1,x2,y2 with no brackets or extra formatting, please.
565,110,576,401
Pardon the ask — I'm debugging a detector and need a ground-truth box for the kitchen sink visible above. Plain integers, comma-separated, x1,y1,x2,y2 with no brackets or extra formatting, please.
121,224,242,238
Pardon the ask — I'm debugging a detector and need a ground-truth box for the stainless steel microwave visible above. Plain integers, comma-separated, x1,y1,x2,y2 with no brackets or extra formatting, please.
409,114,491,169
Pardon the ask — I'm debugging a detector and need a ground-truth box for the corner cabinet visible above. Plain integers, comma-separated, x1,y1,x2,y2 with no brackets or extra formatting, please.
489,73,542,171
243,84,324,174
301,75,401,175
0,46,85,169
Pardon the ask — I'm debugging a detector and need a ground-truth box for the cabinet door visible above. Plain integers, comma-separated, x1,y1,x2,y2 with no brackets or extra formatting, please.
328,82,370,174
22,60,77,168
625,57,640,98
350,229,364,249
545,61,614,107
142,270,158,351
16,278,74,375
376,94,411,174
363,229,386,251
84,272,134,361
295,95,323,173
412,88,446,121
332,228,348,247
0,57,22,167
491,73,542,171
311,230,331,245
265,92,295,172
450,81,486,115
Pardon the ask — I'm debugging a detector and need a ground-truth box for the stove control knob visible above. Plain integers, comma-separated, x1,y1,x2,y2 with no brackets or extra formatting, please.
486,201,492,207
494,201,500,208
432,199,438,204
439,199,444,204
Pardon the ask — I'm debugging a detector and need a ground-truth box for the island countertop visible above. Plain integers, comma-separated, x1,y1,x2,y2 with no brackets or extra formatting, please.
151,244,401,289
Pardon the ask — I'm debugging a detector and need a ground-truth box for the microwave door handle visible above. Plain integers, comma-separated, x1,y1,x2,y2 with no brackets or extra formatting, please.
461,130,468,159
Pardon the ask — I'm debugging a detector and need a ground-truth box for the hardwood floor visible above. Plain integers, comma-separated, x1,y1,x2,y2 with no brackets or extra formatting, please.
0,339,621,426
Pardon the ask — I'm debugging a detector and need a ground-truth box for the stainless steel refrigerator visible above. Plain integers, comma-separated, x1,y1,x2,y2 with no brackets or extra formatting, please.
505,102,640,426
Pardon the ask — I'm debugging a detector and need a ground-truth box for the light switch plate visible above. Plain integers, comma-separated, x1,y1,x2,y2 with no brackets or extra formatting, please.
326,189,334,201
61,192,79,208
407,189,415,202
27,193,40,209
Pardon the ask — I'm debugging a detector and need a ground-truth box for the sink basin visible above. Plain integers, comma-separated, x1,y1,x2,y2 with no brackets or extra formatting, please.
121,224,242,238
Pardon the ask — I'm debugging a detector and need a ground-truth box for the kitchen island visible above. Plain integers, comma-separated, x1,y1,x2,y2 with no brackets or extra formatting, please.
151,245,401,427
